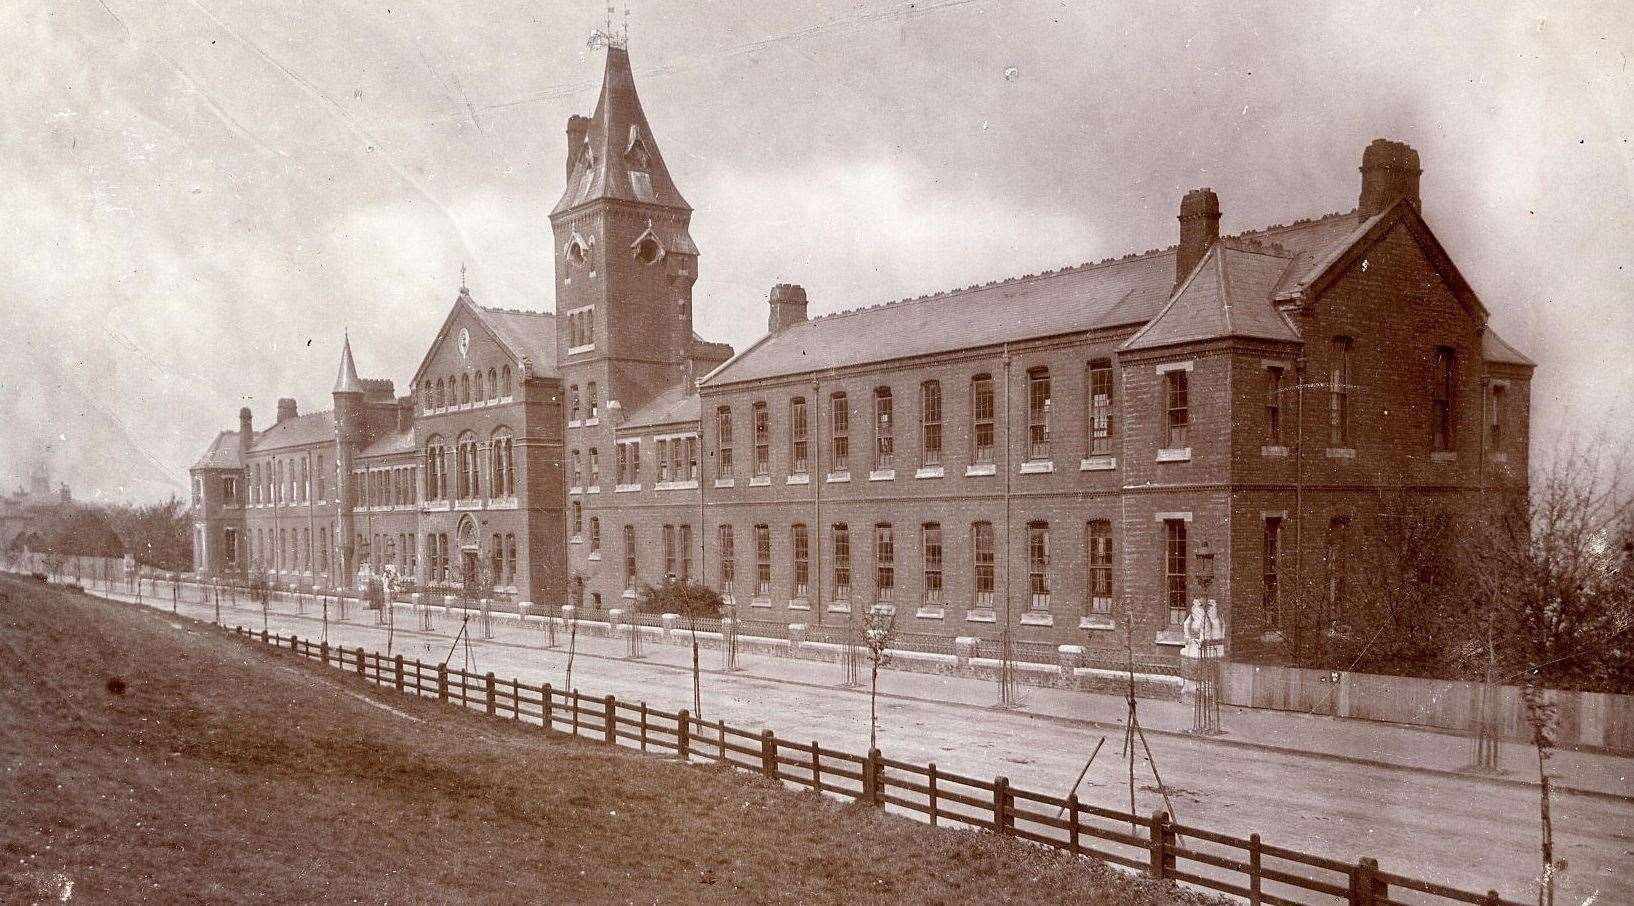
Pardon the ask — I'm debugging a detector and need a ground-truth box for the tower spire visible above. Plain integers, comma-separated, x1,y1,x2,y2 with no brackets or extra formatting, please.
333,332,364,394
552,40,689,215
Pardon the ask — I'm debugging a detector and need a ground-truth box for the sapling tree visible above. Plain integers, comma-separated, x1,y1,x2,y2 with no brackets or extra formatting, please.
636,578,724,718
862,606,898,752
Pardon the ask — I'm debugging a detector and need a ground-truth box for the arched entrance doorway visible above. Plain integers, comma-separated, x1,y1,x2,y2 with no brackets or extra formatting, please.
457,516,479,587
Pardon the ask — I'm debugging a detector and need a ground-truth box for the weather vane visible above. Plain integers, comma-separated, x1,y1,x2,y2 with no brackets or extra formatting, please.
459,262,467,291
588,2,629,51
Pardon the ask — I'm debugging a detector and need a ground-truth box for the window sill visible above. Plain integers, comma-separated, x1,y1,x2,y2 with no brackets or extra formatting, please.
750,598,773,609
569,486,583,496
788,598,810,610
966,462,996,477
586,552,602,561
567,419,582,429
622,589,637,600
1261,445,1289,458
1080,456,1116,471
826,471,851,484
965,608,997,623
585,486,600,495
1430,451,1458,463
582,418,600,427
914,466,944,479
1080,615,1117,630
568,344,595,356
570,535,583,545
615,484,642,493
786,474,811,485
1156,448,1191,463
1325,448,1356,459
869,603,897,616
1490,452,1509,464
713,478,735,489
1020,459,1055,474
915,605,945,620
868,469,896,482
1021,611,1054,626
656,480,700,491
749,476,771,487
827,601,852,614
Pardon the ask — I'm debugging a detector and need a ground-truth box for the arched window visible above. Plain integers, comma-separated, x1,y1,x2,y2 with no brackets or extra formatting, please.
461,373,471,405
491,428,514,498
474,370,485,402
422,380,432,412
435,378,445,409
457,431,480,499
501,365,512,398
425,435,446,500
488,368,498,401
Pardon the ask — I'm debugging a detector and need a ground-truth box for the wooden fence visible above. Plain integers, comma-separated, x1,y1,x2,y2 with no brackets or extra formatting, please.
208,620,1522,906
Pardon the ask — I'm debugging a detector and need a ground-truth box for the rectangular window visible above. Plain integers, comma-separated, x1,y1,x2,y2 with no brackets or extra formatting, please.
716,406,734,476
873,387,893,469
1266,366,1284,446
753,402,770,476
971,375,995,464
920,381,942,466
790,397,809,474
589,448,599,488
1027,368,1051,459
922,523,943,603
1330,337,1352,447
1165,371,1189,449
1488,384,1505,448
586,382,599,420
589,517,600,553
754,523,772,597
1432,346,1455,451
570,449,582,489
832,523,851,600
792,523,810,598
680,524,692,581
1087,520,1112,614
663,524,676,579
874,523,894,600
656,439,670,482
685,437,698,481
973,521,994,605
623,525,637,590
1263,516,1282,628
670,438,685,484
1027,522,1050,609
830,393,850,470
569,385,580,422
1165,519,1188,624
1089,361,1113,456
572,500,583,537
718,524,735,592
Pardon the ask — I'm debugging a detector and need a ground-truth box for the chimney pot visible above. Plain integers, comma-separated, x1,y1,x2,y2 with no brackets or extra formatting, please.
276,398,298,424
1358,138,1422,218
767,283,809,333
1175,188,1221,288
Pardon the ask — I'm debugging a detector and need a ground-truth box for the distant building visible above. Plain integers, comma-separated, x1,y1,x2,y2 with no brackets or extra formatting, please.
1,462,73,554
191,45,1533,658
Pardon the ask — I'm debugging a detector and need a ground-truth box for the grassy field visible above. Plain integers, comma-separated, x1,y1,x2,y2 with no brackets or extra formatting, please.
0,575,1222,905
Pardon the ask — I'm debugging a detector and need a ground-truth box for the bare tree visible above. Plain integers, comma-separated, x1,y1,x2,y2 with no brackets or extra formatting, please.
861,606,898,752
636,578,724,718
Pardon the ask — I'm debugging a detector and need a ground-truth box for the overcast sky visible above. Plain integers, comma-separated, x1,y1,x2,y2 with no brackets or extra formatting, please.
3,0,1631,501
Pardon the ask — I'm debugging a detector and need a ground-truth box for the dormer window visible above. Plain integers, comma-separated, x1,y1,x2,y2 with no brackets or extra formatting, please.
625,125,651,169
565,231,591,267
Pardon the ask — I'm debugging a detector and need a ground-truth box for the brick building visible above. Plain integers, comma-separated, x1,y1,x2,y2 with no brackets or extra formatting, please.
192,44,1533,658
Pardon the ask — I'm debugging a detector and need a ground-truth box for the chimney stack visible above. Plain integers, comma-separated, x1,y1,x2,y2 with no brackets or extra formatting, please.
1358,139,1421,219
767,283,809,333
397,397,414,434
566,115,592,180
1176,188,1221,287
238,407,253,455
276,398,299,424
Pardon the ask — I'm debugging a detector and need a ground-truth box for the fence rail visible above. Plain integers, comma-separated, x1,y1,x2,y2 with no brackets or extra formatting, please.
189,615,1520,906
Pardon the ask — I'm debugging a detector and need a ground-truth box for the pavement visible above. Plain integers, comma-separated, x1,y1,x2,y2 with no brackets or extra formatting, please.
63,577,1634,905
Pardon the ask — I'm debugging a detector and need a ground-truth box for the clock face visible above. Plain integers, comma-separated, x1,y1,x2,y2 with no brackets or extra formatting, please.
457,328,470,359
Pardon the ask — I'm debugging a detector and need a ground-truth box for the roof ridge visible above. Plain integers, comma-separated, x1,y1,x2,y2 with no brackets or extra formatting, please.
480,304,554,317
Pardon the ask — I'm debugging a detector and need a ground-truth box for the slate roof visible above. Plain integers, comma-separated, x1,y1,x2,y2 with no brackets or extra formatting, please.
474,303,558,375
552,46,689,215
703,211,1363,387
1483,329,1535,366
620,385,701,430
1122,241,1301,352
360,431,417,458
249,410,336,452
192,431,242,470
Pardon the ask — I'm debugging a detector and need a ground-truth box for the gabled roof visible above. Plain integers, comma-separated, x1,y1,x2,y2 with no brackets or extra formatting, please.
192,431,242,470
1483,329,1536,367
1121,240,1301,353
248,410,336,452
552,46,689,215
360,430,417,458
619,384,701,431
703,211,1361,387
409,288,558,389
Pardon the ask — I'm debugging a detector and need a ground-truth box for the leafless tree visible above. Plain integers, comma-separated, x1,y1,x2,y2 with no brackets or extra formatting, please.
862,607,898,752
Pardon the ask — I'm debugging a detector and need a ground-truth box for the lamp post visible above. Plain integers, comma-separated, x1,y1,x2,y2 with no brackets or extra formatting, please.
1189,539,1224,735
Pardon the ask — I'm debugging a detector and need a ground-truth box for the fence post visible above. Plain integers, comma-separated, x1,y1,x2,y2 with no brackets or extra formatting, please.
572,690,581,736
677,709,690,761
356,647,366,679
512,677,521,721
437,663,448,703
1249,833,1262,905
640,702,649,752
542,682,554,730
262,628,269,644
994,776,1012,834
929,763,940,826
1349,857,1386,906
861,749,876,804
812,742,823,794
1148,810,1175,879
718,720,727,762
320,640,329,665
485,673,497,716
291,635,299,654
394,655,404,692
760,730,777,779
604,695,617,744
1067,792,1079,854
